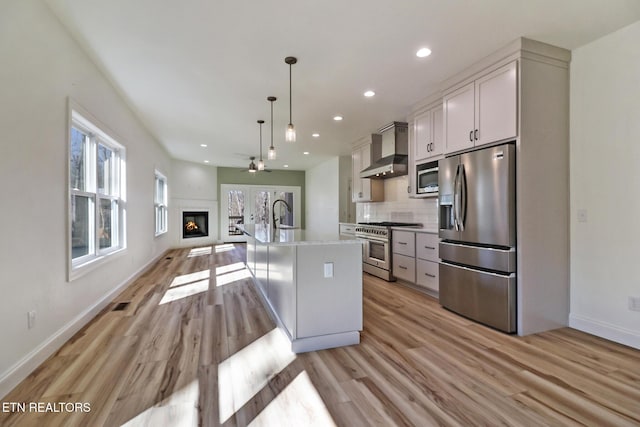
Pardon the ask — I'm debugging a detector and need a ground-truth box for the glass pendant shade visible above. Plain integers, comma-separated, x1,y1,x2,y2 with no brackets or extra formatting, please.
285,123,296,142
268,146,276,160
258,159,265,171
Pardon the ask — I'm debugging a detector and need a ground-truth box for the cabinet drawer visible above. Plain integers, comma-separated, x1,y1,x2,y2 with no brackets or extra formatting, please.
339,224,355,235
393,254,415,283
392,230,415,257
416,259,439,292
416,233,439,261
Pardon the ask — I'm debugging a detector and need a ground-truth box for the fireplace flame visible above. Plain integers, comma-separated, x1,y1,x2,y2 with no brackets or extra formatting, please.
185,221,199,232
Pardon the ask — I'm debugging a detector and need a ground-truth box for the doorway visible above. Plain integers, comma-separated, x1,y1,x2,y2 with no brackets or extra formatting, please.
220,184,301,242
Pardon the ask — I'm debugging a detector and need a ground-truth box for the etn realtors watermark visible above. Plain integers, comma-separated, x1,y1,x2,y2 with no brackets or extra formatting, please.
2,401,91,413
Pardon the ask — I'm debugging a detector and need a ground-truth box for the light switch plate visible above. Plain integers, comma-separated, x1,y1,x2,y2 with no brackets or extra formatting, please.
324,262,334,278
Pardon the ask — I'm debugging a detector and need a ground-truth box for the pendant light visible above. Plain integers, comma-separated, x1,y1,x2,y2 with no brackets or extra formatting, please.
248,156,257,173
267,96,277,160
257,120,265,171
284,56,297,142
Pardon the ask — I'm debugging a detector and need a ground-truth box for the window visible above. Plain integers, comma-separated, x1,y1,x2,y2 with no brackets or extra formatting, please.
155,171,168,236
69,109,126,278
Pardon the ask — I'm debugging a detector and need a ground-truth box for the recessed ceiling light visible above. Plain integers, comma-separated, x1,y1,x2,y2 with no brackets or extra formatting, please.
333,116,343,121
364,90,375,97
284,164,289,168
200,144,207,147
416,47,432,58
303,152,310,155
204,160,210,163
312,133,320,138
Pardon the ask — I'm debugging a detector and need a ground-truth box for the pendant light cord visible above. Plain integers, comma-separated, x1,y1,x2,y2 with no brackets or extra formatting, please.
289,63,292,125
271,101,274,147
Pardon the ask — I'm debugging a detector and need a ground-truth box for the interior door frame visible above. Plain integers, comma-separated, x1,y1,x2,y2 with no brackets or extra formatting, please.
220,184,301,242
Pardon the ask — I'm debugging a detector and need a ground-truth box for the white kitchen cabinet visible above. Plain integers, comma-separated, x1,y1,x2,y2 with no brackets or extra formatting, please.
339,223,356,236
392,254,415,283
351,143,383,202
444,61,517,154
414,104,444,162
392,230,416,284
392,230,415,257
415,233,439,292
409,102,444,198
392,230,440,294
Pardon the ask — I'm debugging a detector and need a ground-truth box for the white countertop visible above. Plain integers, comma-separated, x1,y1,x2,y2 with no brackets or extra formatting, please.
238,224,361,245
390,226,439,234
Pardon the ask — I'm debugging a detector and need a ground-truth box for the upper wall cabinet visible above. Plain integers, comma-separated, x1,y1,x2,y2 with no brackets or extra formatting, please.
444,61,517,154
413,104,443,162
352,143,383,203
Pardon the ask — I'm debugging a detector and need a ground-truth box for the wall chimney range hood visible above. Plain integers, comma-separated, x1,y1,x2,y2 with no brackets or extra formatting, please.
360,121,408,179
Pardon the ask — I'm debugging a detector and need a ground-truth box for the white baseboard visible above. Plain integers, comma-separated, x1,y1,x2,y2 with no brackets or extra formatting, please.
0,250,168,399
569,313,640,350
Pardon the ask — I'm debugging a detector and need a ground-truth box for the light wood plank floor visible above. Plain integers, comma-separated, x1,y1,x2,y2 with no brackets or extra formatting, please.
1,244,639,426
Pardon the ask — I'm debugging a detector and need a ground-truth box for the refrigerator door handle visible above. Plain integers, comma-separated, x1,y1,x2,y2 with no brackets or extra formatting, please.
453,164,460,231
460,163,467,231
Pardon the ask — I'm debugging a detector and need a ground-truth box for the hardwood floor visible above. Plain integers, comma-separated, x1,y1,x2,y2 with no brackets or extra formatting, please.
2,244,639,426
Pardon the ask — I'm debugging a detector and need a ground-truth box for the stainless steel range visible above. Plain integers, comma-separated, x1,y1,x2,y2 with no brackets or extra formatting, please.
355,222,421,281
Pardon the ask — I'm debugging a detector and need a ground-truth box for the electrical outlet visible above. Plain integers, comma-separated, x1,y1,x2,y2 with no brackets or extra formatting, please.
577,209,588,223
628,297,640,312
27,310,36,329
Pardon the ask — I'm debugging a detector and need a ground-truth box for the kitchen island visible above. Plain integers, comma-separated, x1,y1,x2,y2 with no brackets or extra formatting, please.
238,224,363,353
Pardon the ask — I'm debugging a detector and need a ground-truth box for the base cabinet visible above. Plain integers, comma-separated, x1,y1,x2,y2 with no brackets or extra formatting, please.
392,230,439,294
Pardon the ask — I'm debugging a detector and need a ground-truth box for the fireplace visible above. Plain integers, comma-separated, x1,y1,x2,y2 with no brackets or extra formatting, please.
182,211,209,239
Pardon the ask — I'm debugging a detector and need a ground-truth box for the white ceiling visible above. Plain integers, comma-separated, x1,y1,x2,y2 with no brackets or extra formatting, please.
45,0,640,171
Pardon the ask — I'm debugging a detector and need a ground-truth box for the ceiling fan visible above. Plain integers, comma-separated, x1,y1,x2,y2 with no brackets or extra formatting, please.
240,156,272,173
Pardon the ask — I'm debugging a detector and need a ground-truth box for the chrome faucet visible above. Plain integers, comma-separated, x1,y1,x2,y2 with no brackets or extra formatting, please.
272,199,292,228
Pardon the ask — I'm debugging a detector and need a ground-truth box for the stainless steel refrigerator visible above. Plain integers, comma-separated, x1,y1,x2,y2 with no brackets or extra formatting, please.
438,143,516,333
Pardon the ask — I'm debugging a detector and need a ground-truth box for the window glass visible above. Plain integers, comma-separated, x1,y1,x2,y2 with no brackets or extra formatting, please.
71,195,91,258
70,127,87,191
97,144,113,195
98,198,116,249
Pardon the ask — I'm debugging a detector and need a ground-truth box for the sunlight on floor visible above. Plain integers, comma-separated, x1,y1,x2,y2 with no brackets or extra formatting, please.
169,269,210,288
160,279,209,304
216,262,246,275
159,269,211,305
121,380,199,426
216,268,251,287
187,246,212,257
249,371,337,427
218,328,296,424
215,243,236,253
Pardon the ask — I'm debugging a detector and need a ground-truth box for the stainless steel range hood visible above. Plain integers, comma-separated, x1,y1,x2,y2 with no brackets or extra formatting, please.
360,122,408,179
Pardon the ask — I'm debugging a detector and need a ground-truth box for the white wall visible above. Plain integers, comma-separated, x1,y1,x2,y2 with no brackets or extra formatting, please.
570,20,640,349
170,159,219,245
0,0,173,397
306,158,340,235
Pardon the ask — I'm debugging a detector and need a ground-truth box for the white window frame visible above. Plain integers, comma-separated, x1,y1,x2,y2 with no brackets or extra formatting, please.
154,170,168,236
68,103,127,281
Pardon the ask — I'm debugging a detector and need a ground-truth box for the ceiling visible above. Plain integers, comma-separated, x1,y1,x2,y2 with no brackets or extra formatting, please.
45,0,640,171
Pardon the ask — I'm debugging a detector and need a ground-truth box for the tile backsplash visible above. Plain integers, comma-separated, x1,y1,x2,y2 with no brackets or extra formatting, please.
356,175,438,230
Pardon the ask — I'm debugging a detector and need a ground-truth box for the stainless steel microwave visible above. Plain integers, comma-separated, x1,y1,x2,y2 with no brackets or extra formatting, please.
416,161,438,194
